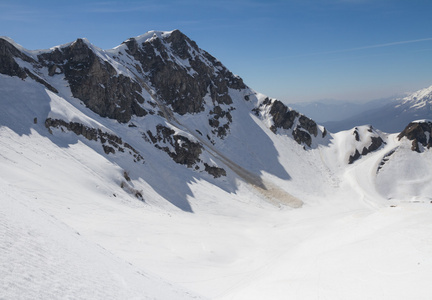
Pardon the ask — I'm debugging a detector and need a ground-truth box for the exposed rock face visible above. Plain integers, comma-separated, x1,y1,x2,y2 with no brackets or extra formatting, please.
353,128,360,141
0,38,58,93
45,118,144,162
204,163,227,178
254,98,324,148
145,124,226,177
362,136,384,155
348,126,385,164
208,106,234,138
298,115,318,137
397,121,432,152
348,149,361,164
0,38,33,79
38,39,147,123
292,128,312,148
268,100,299,132
376,149,396,173
122,30,246,115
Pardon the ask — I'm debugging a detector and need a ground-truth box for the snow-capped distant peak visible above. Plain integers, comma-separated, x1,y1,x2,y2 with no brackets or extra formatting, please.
407,84,432,100
398,84,432,109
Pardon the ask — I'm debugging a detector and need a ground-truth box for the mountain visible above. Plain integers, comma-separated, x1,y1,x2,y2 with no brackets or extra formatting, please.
288,97,394,123
323,86,432,133
1,30,432,300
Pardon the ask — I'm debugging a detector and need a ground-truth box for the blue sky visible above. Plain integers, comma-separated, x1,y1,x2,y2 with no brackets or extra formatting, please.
1,0,432,103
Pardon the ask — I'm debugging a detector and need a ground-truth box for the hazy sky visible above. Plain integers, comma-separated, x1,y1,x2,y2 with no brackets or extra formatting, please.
1,0,432,103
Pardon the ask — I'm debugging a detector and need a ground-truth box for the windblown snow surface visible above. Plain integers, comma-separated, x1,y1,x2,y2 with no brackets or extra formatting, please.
1,72,432,300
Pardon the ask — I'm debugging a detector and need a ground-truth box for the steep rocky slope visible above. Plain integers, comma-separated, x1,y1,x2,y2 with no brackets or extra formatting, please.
0,30,326,192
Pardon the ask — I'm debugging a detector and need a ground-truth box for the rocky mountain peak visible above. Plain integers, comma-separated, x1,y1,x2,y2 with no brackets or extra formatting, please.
0,31,332,181
117,29,246,116
164,29,200,59
69,38,94,60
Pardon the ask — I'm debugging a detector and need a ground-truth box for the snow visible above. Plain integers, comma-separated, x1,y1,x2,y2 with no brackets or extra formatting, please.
412,119,432,123
0,177,204,300
2,123,432,299
132,30,175,45
47,89,109,130
1,35,432,300
397,84,432,110
406,84,432,101
376,136,432,201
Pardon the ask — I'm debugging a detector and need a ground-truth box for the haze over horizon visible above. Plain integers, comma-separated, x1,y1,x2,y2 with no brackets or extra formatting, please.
2,0,431,103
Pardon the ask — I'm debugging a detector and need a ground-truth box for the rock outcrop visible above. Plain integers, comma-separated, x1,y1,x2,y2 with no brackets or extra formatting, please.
348,126,385,164
38,39,147,123
145,124,226,178
45,118,144,162
122,30,246,116
0,38,58,93
0,38,33,79
253,98,326,148
397,120,432,152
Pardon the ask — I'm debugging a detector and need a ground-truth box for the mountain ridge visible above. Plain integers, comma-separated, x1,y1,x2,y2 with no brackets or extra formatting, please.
0,30,329,212
1,29,432,300
0,30,429,204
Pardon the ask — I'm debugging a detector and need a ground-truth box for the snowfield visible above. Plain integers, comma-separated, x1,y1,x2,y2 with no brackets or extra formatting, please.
2,122,432,300
1,34,432,299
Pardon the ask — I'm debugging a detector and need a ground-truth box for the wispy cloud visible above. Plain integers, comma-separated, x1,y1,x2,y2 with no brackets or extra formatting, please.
0,3,42,22
341,37,432,52
287,37,432,59
85,1,167,13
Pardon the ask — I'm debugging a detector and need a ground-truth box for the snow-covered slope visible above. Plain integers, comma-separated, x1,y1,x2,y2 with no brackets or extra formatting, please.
324,85,432,133
1,31,432,299
0,177,204,300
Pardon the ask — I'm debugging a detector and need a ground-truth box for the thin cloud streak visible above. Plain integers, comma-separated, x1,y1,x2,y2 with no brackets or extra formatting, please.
85,1,167,13
346,37,432,51
285,37,432,59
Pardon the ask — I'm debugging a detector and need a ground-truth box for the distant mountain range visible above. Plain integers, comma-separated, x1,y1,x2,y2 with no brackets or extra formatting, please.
288,97,395,124
320,87,432,133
